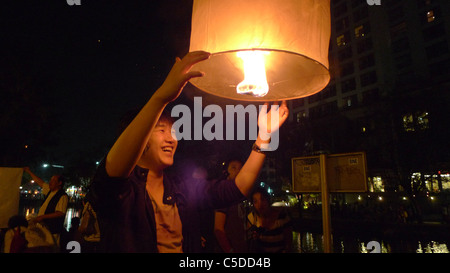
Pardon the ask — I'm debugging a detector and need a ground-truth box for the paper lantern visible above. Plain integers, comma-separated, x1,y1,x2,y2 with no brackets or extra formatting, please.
189,0,331,101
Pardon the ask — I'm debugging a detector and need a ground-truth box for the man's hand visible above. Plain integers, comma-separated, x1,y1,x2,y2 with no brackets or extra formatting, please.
155,51,210,103
257,101,289,143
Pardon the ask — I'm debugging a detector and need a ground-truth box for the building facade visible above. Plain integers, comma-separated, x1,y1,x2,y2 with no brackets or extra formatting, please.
287,0,450,193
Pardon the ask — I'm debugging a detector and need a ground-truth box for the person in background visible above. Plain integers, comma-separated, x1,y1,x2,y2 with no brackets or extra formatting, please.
3,215,29,253
214,159,249,253
23,167,69,248
247,187,292,253
78,194,101,252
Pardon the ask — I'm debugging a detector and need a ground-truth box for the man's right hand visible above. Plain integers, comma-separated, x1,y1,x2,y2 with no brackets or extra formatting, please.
155,51,210,103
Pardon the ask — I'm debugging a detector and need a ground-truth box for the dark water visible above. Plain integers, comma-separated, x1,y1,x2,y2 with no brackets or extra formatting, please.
291,231,449,253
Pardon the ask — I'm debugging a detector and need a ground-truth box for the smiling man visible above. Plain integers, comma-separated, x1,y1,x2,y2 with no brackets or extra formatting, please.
90,51,288,253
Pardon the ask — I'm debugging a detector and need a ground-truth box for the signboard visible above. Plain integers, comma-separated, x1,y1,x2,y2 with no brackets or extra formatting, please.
292,156,321,192
327,152,367,192
291,152,367,253
291,152,367,193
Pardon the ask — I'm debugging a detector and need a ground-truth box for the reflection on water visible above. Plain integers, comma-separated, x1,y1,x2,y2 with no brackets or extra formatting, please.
292,231,449,253
21,206,80,231
64,207,80,231
416,241,449,253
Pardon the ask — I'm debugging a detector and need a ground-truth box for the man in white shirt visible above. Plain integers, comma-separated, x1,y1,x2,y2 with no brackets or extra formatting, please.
24,167,69,247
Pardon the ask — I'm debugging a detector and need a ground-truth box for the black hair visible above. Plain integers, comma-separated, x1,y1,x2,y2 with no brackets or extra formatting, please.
58,175,65,187
251,187,271,204
8,215,28,229
117,108,174,137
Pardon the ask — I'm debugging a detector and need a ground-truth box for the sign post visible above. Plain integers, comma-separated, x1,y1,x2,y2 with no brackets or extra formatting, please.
320,154,332,253
292,152,368,253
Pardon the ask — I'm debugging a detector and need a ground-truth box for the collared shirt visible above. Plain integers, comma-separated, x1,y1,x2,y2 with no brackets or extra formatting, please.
90,160,245,253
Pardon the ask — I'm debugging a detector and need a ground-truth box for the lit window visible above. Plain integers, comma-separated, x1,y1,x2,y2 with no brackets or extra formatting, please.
427,10,435,22
355,25,364,38
416,111,429,130
296,111,306,123
337,34,346,47
369,176,385,192
402,114,415,132
402,111,430,132
343,95,357,108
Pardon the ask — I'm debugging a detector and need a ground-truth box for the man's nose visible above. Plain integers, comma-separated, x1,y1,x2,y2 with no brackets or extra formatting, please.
165,131,176,143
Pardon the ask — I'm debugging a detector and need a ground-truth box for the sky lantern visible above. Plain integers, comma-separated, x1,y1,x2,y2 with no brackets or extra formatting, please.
189,0,331,101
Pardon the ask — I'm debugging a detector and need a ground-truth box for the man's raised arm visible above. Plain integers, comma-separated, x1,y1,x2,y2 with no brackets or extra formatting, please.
234,101,289,197
23,167,46,188
105,51,210,178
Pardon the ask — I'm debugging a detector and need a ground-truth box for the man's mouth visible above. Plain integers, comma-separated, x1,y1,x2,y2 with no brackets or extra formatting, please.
162,146,174,154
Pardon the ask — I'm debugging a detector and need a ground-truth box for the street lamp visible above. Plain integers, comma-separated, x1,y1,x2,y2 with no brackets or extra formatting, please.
42,163,64,169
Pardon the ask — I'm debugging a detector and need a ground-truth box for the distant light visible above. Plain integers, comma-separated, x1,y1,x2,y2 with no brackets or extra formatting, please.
286,190,290,193
24,145,28,149
96,161,100,165
378,196,383,201
31,180,35,183
42,164,49,168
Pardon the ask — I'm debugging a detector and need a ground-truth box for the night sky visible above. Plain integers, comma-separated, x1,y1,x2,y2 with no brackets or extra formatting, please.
2,0,196,167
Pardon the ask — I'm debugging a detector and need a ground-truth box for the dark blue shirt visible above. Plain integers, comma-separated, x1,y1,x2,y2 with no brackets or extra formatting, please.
90,160,245,253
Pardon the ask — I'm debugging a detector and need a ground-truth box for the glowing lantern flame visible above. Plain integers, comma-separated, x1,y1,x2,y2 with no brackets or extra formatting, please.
236,51,269,97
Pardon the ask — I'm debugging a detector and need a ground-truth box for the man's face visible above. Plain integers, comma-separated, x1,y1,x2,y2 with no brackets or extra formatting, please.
142,120,178,170
49,175,62,191
227,160,243,180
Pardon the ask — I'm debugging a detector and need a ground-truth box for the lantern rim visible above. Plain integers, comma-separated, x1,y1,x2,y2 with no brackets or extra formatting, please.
207,48,329,71
189,49,330,102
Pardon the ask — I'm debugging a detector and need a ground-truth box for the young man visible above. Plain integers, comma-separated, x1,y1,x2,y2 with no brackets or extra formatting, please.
90,51,289,252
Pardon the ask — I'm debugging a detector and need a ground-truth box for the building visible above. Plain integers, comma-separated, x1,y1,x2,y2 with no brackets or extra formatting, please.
287,0,450,193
